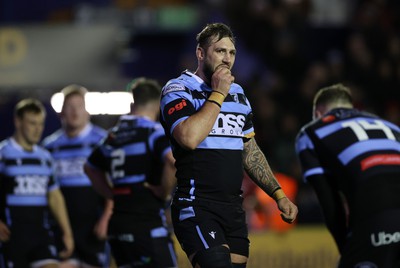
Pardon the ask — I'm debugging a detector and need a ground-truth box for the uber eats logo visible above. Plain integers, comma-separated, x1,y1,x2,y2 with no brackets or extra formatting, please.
14,175,48,195
210,113,245,137
0,28,27,67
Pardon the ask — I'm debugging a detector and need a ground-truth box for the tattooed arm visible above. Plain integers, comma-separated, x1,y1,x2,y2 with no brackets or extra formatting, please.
242,137,298,223
242,137,281,196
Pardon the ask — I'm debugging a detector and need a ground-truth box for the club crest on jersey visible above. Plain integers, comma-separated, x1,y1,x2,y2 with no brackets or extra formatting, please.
232,93,239,103
163,83,186,95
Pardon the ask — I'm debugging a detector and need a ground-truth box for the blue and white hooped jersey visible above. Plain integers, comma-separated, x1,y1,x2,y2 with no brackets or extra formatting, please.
42,124,107,188
0,138,58,225
295,108,400,183
160,70,255,202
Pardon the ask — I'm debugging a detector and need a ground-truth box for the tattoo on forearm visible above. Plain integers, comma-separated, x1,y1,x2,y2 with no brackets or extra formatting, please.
242,138,280,196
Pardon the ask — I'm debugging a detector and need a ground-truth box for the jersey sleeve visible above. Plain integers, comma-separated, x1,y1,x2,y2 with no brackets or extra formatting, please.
149,126,172,162
47,155,60,192
243,94,255,139
87,144,108,172
160,82,197,136
0,151,4,174
295,129,325,182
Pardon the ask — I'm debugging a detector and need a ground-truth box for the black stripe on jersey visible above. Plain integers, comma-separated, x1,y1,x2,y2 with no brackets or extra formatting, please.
189,90,248,105
107,128,147,147
191,90,207,100
46,143,98,152
210,135,244,139
152,135,171,159
4,158,51,166
123,155,150,175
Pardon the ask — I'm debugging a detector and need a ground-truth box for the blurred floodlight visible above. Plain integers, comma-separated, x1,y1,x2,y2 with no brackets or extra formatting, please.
50,92,133,115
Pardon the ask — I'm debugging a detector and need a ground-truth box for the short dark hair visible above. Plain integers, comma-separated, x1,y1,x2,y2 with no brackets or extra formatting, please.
128,78,161,106
196,23,235,49
313,83,353,108
14,98,46,119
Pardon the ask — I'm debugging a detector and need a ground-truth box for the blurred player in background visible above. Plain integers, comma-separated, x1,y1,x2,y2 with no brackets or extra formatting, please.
0,98,74,267
296,83,400,267
84,78,177,268
42,85,110,268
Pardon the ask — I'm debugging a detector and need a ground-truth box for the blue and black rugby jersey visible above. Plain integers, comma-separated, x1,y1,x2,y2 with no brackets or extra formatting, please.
296,108,400,218
0,138,58,225
87,115,172,224
42,124,107,220
160,70,255,203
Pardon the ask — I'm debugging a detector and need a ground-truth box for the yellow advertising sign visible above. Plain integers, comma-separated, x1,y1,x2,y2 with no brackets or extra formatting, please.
175,226,339,268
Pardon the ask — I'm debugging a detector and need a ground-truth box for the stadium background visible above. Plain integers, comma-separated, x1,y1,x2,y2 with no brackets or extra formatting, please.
0,0,399,267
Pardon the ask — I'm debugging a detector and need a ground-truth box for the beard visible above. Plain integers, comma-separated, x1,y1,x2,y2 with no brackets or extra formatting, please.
203,61,214,84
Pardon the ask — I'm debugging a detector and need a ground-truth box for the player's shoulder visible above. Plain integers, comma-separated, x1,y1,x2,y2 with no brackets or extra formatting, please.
35,145,53,159
161,71,198,97
230,82,245,94
91,124,108,137
139,117,163,133
0,138,11,152
42,129,64,146
162,80,187,96
296,119,318,141
151,121,166,134
295,126,307,143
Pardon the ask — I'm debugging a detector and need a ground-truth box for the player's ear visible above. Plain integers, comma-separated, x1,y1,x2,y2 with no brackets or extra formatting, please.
313,109,323,120
196,46,204,60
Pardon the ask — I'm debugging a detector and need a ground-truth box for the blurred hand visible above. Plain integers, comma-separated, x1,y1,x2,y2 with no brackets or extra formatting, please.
59,232,74,259
144,182,171,201
0,220,10,242
94,212,111,240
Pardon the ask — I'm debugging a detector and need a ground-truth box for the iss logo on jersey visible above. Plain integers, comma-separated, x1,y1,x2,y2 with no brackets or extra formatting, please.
210,113,245,137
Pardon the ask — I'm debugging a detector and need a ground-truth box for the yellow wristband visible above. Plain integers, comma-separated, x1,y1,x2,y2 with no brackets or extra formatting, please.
213,90,226,97
208,91,225,106
207,99,221,108
272,189,286,201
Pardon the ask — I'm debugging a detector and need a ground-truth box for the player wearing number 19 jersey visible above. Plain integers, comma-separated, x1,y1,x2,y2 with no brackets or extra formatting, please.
295,84,400,268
